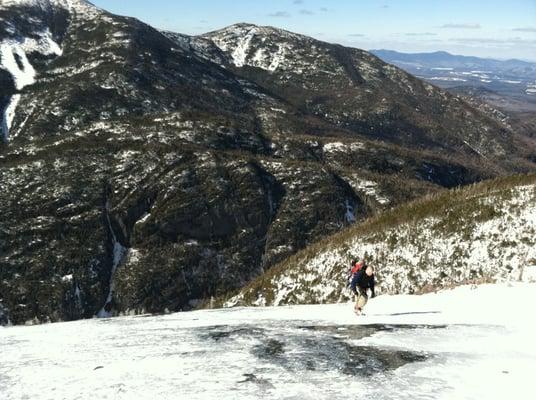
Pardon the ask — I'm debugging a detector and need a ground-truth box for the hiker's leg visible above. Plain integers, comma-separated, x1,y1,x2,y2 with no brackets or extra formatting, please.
357,291,369,310
354,291,364,311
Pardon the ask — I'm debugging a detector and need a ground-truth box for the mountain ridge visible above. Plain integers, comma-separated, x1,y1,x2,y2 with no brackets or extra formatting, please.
370,49,536,67
223,173,536,307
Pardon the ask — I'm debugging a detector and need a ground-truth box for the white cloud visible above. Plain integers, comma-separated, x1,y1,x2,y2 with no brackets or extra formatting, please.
450,36,536,45
405,32,438,36
440,23,481,29
512,27,536,32
268,11,291,18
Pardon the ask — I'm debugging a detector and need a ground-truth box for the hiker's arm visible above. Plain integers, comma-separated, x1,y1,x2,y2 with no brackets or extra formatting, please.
370,277,376,298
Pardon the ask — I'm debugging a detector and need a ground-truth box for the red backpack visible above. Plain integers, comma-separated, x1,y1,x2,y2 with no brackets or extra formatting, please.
347,261,365,286
351,261,365,275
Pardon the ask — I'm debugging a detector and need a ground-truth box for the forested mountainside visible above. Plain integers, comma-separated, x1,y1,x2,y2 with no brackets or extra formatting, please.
1,0,534,325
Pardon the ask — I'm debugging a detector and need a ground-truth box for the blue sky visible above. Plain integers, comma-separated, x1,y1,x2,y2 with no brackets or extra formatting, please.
91,0,536,60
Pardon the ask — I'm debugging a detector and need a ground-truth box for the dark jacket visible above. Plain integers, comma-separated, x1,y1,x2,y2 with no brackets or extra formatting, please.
350,269,375,297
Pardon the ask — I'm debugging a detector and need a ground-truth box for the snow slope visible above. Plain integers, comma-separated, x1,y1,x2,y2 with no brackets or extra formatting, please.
205,24,305,72
227,176,536,307
1,283,535,400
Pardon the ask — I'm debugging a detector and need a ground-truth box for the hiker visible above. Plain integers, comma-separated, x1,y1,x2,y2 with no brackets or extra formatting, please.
350,263,376,315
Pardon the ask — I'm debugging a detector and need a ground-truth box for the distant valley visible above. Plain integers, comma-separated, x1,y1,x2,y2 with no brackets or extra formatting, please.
371,50,536,113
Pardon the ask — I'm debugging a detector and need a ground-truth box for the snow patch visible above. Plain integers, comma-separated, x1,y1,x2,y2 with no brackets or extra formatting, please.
230,28,256,67
0,27,63,141
0,43,36,90
267,44,287,72
1,0,102,18
136,213,151,224
207,25,300,72
2,94,20,142
345,175,390,205
323,141,365,153
0,27,63,89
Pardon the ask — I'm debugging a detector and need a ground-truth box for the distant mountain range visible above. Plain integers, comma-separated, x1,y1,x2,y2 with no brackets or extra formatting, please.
371,50,536,72
371,50,536,107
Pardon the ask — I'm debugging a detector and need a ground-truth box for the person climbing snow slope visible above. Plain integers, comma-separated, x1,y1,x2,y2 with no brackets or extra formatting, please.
350,263,376,315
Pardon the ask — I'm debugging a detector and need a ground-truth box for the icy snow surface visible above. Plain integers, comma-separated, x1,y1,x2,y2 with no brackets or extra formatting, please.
1,283,535,400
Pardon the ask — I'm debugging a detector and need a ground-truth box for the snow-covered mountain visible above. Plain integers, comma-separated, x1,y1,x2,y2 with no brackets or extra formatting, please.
198,24,520,158
225,174,536,307
1,0,535,325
